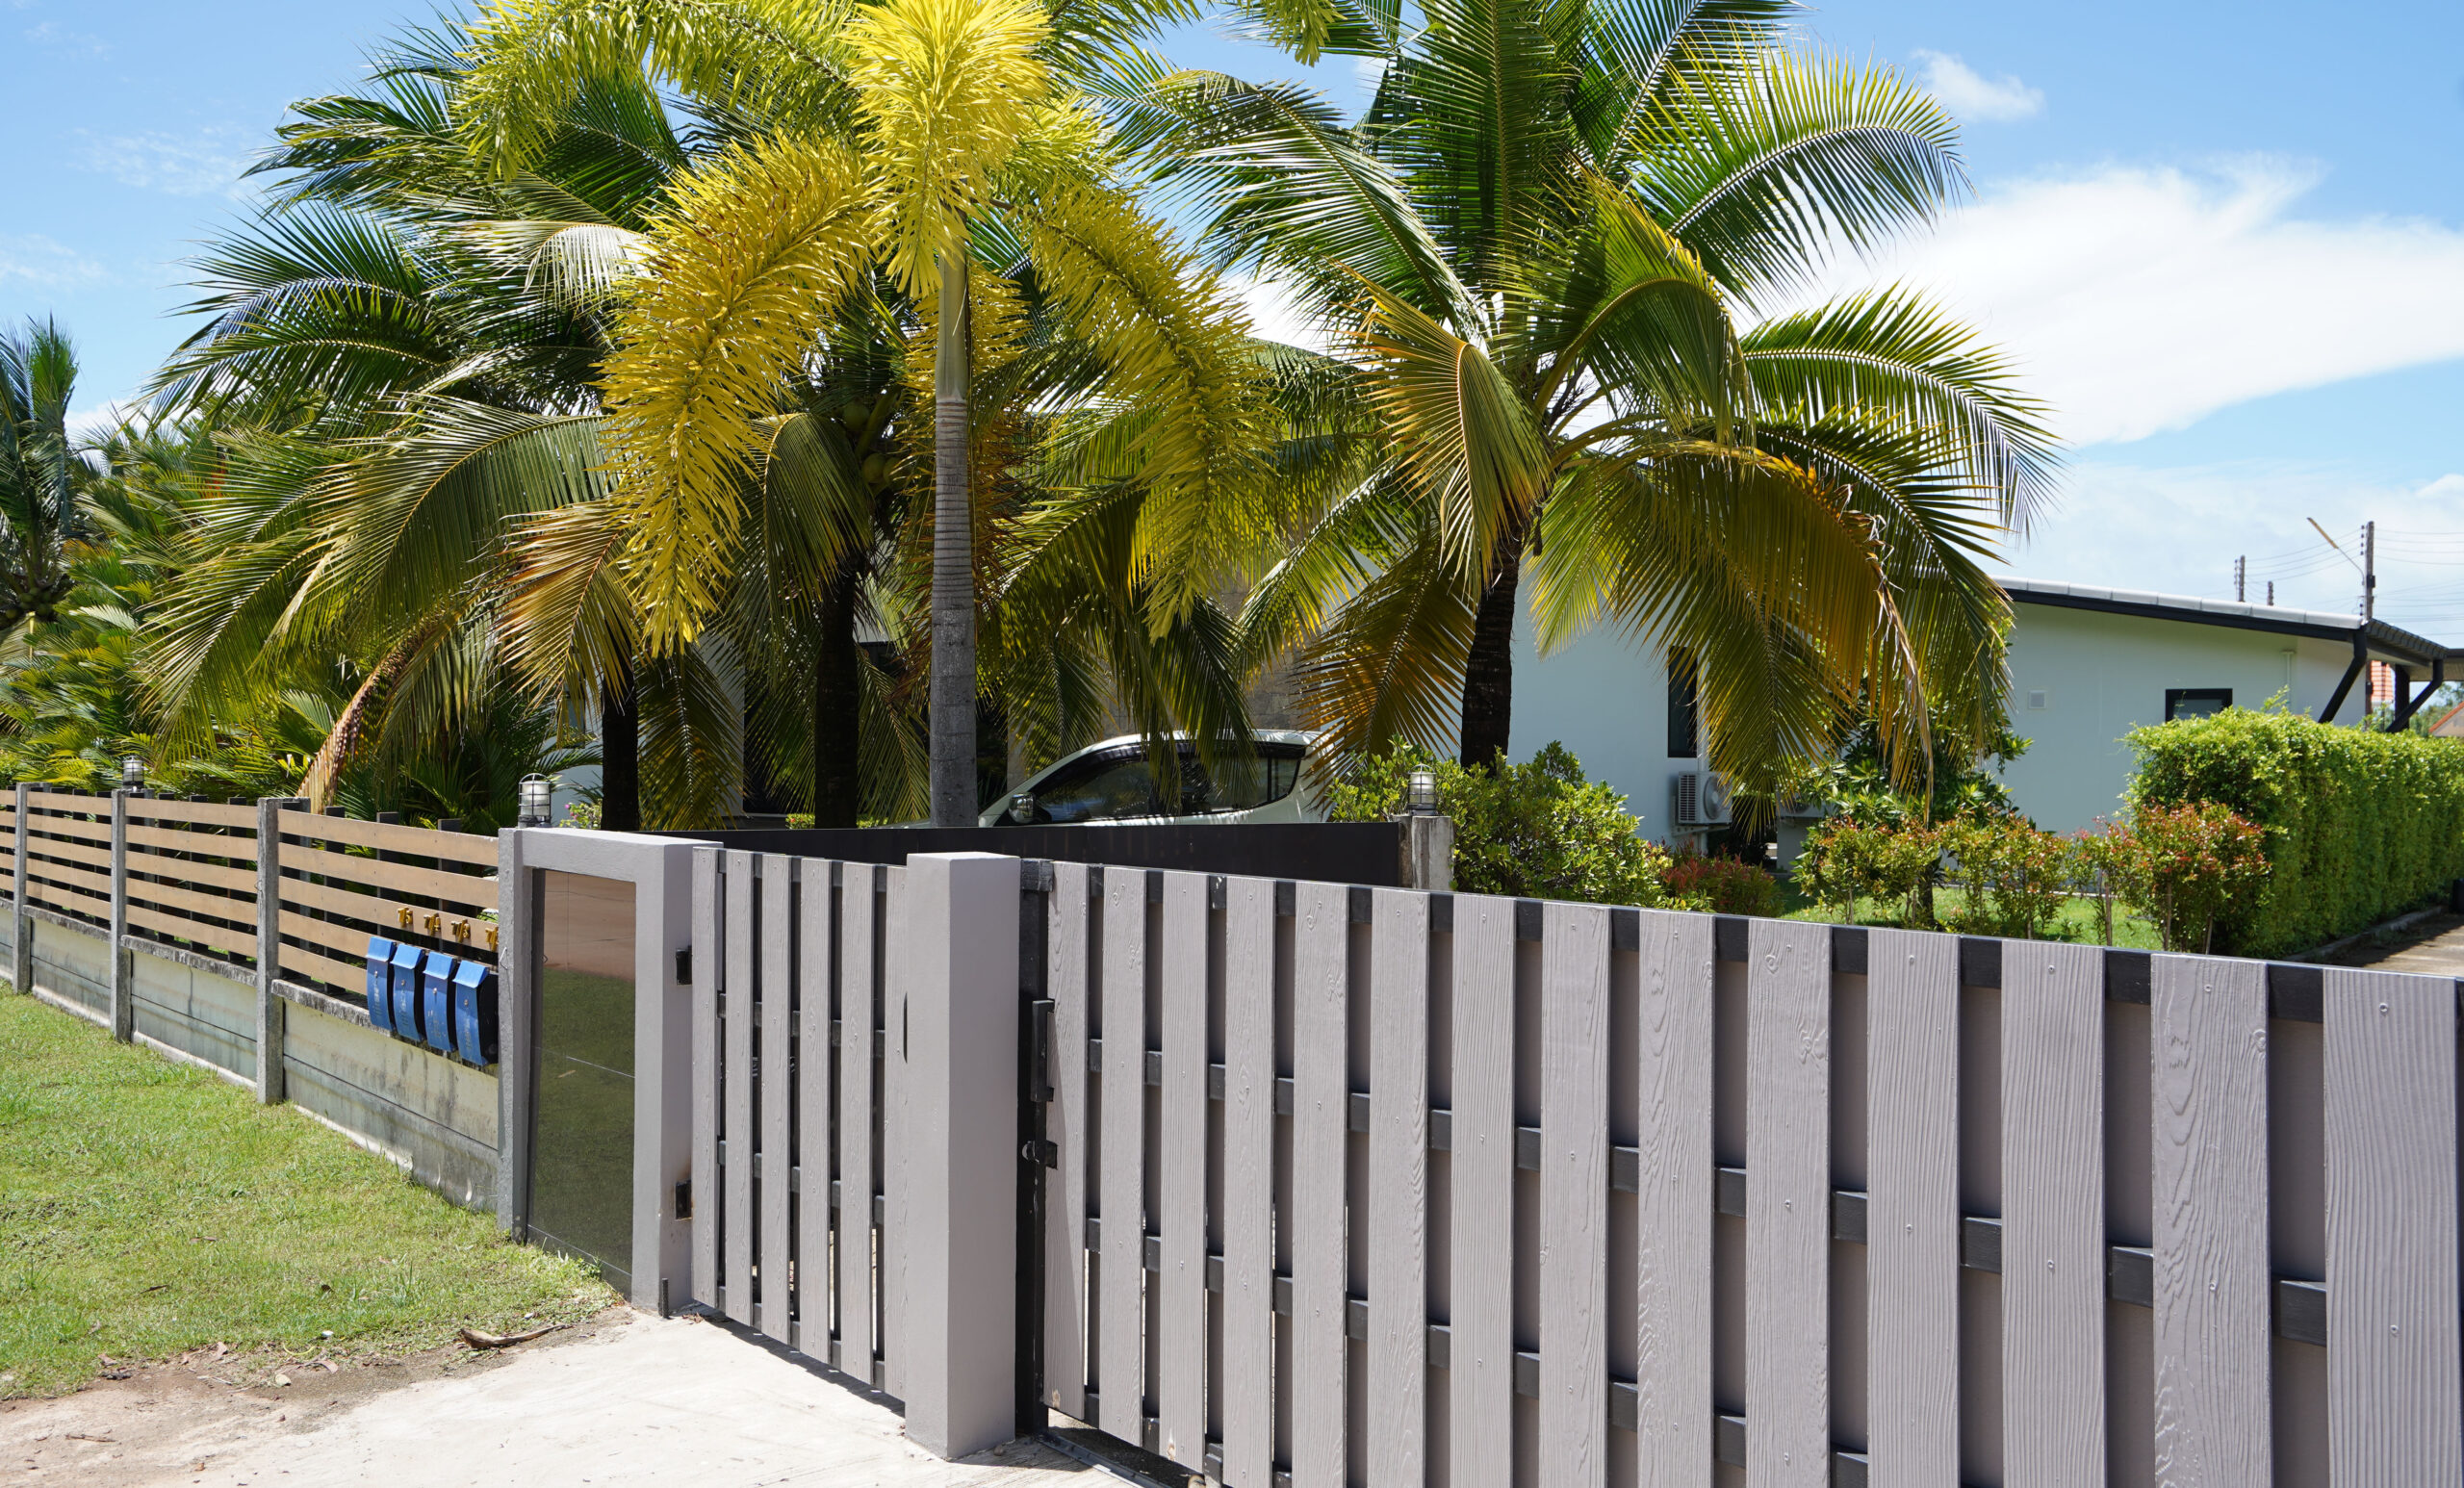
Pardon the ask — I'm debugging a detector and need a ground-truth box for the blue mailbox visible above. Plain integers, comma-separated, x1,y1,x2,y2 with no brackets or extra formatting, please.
364,936,396,1034
451,960,499,1067
421,951,456,1055
387,941,424,1042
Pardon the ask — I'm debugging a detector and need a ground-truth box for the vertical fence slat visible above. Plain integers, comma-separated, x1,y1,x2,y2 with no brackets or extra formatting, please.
723,850,757,1328
1293,882,1348,1488
1542,902,1609,1488
1159,871,1208,1467
1864,927,1959,1485
1633,909,1714,1487
1045,861,1091,1418
2324,965,2462,1482
1745,918,1830,1488
2001,939,2105,1480
758,854,794,1346
1369,888,1429,1488
690,848,720,1310
881,865,908,1396
1221,875,1275,1488
837,863,878,1379
1099,866,1147,1443
2151,954,2270,1484
798,859,835,1355
1450,893,1515,1488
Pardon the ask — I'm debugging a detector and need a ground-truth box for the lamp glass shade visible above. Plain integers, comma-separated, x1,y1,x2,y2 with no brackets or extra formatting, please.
518,774,553,824
121,756,143,788
1406,766,1439,815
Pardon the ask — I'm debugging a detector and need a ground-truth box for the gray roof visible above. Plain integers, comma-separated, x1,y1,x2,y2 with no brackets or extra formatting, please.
1999,576,2452,668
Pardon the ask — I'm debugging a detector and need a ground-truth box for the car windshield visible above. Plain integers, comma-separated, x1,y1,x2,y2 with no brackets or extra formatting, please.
1015,743,1304,823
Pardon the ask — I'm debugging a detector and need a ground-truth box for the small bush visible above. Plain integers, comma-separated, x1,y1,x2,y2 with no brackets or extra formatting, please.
2126,706,2464,955
1331,743,1680,908
1939,816,2076,940
2079,803,2271,954
1661,850,1781,916
1798,815,1942,925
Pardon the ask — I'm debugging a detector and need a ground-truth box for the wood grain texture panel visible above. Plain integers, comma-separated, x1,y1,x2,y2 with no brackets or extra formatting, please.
798,860,835,1352
1633,909,1715,1488
1292,881,1348,1488
126,823,256,865
2000,939,2105,1481
723,851,757,1327
276,842,497,911
1044,861,1091,1418
691,850,720,1308
1450,893,1516,1488
276,811,499,866
125,851,256,893
838,863,879,1375
125,904,257,962
1099,865,1148,1442
31,838,110,870
1368,888,1429,1488
124,797,259,829
2323,966,2461,1482
122,876,252,926
758,855,794,1346
2150,953,2269,1486
1745,917,1830,1488
275,940,366,990
880,866,907,1394
281,908,404,962
1863,927,1959,1486
25,810,109,841
1542,902,1610,1488
1158,871,1209,1468
1220,874,1275,1488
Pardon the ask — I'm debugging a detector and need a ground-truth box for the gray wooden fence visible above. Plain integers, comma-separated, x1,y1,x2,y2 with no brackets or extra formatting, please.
685,850,2463,1486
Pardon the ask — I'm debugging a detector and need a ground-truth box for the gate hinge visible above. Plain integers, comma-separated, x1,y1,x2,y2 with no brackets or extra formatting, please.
1021,1139,1059,1168
675,1179,693,1219
676,947,692,986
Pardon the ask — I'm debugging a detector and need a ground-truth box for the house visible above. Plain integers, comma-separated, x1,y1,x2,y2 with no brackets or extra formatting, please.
1506,577,2457,839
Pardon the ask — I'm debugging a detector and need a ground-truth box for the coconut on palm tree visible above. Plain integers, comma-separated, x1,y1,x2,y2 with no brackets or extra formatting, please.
1138,0,2055,796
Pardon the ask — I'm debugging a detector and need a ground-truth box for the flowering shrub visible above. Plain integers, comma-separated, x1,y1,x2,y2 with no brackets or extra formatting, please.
1661,849,1780,917
2078,803,2271,953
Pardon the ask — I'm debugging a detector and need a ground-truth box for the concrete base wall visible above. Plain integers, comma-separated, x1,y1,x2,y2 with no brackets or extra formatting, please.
7,911,499,1212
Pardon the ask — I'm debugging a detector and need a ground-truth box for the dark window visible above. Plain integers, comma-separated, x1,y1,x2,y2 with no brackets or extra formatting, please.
1018,746,1158,823
1667,651,1700,757
2165,687,2232,721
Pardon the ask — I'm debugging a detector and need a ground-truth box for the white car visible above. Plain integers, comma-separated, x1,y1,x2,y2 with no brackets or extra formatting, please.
982,731,1323,827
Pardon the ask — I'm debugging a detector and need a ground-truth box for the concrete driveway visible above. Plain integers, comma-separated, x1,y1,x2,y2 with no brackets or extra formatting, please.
6,1312,1101,1488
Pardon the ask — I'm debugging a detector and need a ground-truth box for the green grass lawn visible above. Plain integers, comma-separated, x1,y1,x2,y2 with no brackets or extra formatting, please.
1779,882,2167,950
0,992,614,1398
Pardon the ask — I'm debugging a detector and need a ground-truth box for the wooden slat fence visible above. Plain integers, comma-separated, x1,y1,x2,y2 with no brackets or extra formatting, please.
689,851,907,1392
4,790,499,1006
1030,869,2460,1488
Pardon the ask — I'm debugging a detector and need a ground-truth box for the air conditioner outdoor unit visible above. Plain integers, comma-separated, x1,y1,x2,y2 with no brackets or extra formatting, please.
1777,791,1827,821
1674,770,1733,827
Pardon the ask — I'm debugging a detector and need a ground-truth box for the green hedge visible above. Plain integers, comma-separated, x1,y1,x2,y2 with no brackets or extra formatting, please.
2125,707,2464,957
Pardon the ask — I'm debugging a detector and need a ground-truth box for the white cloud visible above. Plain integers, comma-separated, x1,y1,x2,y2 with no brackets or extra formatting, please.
1230,272,1330,351
1912,50,2043,124
75,127,257,199
24,18,106,54
0,234,106,289
1780,158,2464,447
2006,461,2464,635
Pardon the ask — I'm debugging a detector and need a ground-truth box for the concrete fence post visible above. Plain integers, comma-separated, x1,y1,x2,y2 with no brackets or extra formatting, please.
109,789,131,1041
900,852,1022,1459
254,797,304,1104
12,782,29,995
1401,813,1454,892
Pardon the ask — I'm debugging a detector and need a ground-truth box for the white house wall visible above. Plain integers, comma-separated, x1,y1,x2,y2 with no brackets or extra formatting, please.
1505,608,1689,840
1999,604,2353,832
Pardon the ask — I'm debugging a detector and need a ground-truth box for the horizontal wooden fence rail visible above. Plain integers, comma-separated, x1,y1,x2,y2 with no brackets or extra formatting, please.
1030,864,2461,1488
272,809,498,1005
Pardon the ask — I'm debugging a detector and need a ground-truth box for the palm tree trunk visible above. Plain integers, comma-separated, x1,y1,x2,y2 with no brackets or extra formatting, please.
601,663,640,833
811,568,861,829
1458,536,1523,771
928,254,976,827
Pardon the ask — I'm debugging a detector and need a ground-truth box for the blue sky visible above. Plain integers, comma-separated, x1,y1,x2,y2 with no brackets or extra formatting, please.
9,0,2464,630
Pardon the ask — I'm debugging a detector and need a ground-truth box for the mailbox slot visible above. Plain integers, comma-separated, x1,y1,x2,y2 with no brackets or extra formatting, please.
387,941,424,1042
421,951,456,1055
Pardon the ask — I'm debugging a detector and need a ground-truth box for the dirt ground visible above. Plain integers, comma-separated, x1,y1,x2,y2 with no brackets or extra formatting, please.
1,1309,1095,1488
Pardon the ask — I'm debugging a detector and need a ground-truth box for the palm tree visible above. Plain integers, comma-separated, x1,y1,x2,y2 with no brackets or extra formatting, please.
459,0,1276,824
1140,0,2056,794
0,320,90,633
